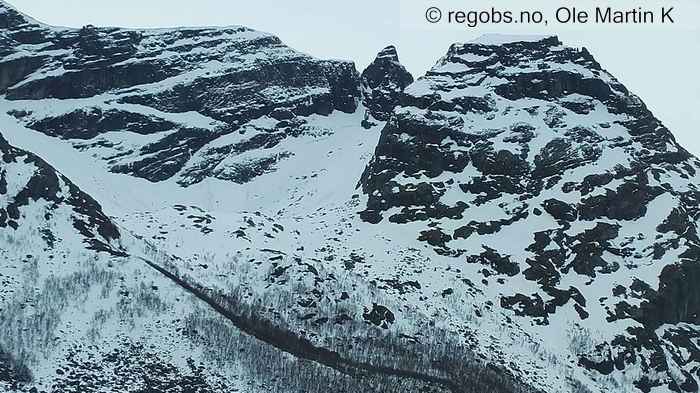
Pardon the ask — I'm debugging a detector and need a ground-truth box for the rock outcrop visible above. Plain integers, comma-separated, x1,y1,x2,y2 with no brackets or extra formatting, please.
0,132,122,254
360,45,413,122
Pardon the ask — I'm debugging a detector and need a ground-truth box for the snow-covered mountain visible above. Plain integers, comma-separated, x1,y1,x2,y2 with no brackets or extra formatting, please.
360,35,700,392
1,2,699,392
0,0,360,186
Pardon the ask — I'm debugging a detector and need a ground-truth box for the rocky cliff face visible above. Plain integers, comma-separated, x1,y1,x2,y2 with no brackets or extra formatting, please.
361,45,413,122
360,35,700,392
0,2,361,185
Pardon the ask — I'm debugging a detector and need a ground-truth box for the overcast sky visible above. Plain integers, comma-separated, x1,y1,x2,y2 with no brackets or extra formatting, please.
9,0,700,155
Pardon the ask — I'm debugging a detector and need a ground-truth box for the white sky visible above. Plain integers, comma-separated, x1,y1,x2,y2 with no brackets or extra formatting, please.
7,0,700,155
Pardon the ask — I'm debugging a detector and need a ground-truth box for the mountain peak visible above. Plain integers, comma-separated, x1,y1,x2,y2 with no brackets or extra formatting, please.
440,34,567,67
435,35,565,72
360,45,414,122
469,33,558,46
375,45,400,61
420,34,603,94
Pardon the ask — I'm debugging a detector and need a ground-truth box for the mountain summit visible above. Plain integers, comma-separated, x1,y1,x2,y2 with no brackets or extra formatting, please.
361,45,413,121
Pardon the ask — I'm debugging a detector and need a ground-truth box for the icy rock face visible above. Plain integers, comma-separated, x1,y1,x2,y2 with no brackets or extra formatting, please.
0,132,121,254
360,36,700,391
360,45,413,121
0,2,361,184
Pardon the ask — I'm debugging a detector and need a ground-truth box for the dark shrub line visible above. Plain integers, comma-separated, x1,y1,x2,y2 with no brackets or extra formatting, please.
139,257,468,392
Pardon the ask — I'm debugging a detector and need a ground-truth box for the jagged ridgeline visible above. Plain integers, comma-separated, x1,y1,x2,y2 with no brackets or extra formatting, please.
1,1,700,392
